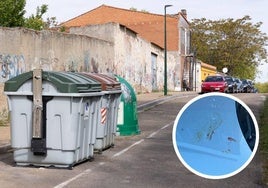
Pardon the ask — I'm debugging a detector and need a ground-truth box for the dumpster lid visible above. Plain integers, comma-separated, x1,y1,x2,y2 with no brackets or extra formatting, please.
4,71,102,93
79,73,121,91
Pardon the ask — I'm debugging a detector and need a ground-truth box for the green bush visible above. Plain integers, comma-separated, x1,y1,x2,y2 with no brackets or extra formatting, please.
0,109,9,126
260,97,268,184
255,82,268,93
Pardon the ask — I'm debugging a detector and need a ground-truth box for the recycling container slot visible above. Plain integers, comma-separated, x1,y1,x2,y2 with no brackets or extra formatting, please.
31,138,47,155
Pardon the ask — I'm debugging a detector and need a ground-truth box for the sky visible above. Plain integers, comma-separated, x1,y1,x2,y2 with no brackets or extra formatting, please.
25,0,268,83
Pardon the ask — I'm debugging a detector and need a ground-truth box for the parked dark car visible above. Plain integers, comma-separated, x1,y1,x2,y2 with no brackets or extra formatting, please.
247,80,257,93
224,76,237,93
241,79,253,93
201,75,228,93
234,78,243,93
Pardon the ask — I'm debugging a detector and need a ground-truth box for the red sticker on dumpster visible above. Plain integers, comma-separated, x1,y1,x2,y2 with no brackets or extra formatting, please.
101,108,107,124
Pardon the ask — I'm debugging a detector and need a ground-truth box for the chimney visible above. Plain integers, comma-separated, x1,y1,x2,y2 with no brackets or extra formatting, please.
181,9,187,18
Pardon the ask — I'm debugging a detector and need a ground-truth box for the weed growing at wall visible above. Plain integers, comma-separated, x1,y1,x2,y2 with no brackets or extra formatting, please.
0,109,9,127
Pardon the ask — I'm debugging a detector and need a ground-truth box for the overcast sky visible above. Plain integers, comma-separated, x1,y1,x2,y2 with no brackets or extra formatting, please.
25,0,268,82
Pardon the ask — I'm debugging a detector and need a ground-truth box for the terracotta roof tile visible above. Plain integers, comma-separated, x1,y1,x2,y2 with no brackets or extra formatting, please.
61,5,181,51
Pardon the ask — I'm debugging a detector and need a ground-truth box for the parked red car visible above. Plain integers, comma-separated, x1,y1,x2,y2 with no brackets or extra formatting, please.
201,75,228,93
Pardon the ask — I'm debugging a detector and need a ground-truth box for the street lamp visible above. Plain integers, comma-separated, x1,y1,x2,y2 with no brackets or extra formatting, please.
164,5,172,96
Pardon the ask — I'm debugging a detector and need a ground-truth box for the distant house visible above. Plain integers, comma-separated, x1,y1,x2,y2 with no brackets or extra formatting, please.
60,5,192,92
201,62,217,81
193,61,217,92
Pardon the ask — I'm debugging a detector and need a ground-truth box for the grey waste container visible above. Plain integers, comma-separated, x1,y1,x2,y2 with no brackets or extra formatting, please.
4,69,103,168
78,73,121,152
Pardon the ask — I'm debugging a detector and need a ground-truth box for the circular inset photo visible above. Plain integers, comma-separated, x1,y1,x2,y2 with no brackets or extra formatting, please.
172,92,259,179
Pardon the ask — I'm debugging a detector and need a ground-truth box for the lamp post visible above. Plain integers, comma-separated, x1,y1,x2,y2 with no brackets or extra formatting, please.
164,5,172,96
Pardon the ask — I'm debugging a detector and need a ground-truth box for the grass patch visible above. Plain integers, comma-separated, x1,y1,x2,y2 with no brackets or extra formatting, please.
259,97,268,184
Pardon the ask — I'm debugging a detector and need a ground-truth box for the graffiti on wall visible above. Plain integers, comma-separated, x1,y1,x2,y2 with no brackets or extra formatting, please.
84,51,90,72
64,51,101,73
0,54,26,82
38,50,59,71
91,57,99,73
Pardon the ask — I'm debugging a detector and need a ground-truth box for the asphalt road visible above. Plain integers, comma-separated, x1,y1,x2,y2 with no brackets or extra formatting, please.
0,93,267,188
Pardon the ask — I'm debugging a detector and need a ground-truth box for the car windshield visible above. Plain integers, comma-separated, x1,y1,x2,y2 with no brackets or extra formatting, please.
225,77,233,83
205,76,224,82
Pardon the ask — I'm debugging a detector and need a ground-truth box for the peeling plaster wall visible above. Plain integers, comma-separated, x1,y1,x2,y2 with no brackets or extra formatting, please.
71,23,181,93
0,25,182,113
179,16,191,90
169,51,181,91
0,27,114,112
115,24,155,93
0,27,114,79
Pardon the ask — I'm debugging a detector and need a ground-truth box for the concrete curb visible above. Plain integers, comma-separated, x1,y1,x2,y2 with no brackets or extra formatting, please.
0,143,11,154
137,92,197,112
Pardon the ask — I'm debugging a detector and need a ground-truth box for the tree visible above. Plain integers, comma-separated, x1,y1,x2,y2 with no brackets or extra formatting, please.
191,16,268,79
129,7,137,11
129,7,149,13
24,4,57,30
0,1,57,30
0,0,26,27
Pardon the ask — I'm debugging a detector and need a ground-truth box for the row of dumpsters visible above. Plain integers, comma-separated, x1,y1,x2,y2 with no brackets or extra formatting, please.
4,69,140,169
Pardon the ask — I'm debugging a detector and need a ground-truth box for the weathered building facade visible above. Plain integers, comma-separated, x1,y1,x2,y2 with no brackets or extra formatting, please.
0,23,171,113
0,5,193,115
70,22,179,92
61,5,191,92
194,61,217,92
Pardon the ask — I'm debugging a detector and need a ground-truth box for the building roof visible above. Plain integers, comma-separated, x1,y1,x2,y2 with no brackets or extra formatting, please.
61,5,183,51
201,62,217,70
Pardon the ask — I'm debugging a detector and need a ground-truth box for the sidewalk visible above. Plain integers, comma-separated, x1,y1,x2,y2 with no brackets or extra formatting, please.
0,91,197,154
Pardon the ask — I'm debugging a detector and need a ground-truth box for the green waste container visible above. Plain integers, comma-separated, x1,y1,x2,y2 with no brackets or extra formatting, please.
77,73,122,152
4,69,103,168
115,75,140,136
